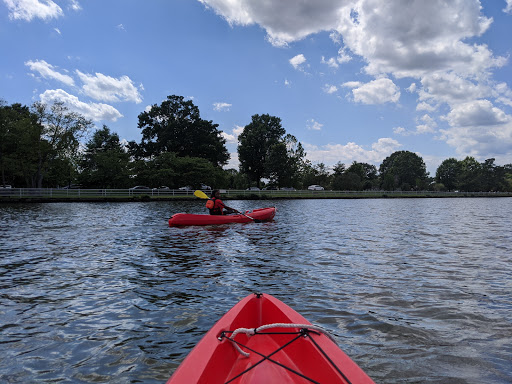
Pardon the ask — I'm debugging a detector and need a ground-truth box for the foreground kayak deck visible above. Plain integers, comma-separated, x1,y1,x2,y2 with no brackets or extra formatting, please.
168,293,375,384
168,207,276,226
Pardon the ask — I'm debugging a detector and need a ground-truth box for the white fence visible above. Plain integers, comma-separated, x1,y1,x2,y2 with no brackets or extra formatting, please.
1,188,510,200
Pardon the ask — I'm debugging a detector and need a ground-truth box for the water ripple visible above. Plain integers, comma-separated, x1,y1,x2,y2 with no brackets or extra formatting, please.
0,199,511,383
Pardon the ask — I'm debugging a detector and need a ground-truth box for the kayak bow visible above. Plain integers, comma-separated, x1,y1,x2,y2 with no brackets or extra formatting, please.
167,293,375,384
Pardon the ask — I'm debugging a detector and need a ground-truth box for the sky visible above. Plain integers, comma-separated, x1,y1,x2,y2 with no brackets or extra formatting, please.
2,0,512,175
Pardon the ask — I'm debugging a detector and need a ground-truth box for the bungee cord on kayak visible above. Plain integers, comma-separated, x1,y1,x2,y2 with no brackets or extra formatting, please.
223,323,338,357
219,324,352,384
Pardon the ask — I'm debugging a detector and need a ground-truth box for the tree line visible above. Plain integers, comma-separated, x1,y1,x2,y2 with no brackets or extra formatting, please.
1,95,511,192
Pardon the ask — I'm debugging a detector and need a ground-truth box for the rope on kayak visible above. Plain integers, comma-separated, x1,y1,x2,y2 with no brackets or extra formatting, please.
219,323,352,384
226,323,337,357
221,331,321,384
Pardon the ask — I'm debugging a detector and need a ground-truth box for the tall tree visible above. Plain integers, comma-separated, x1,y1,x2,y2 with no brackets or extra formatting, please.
480,158,499,192
79,125,130,188
0,103,39,186
436,158,462,191
346,161,378,190
379,150,428,190
32,101,92,187
458,156,481,192
136,95,229,167
238,114,286,187
265,134,307,188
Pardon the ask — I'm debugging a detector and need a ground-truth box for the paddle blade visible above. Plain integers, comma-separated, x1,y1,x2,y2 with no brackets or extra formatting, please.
194,190,209,199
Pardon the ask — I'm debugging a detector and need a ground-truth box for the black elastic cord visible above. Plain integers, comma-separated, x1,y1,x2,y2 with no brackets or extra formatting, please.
307,332,352,384
224,333,321,384
220,328,347,384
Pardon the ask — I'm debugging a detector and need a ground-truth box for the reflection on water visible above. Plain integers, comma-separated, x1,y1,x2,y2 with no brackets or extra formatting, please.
1,199,511,383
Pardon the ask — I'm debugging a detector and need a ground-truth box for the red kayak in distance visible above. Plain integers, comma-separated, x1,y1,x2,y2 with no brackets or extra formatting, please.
167,293,375,384
168,207,276,227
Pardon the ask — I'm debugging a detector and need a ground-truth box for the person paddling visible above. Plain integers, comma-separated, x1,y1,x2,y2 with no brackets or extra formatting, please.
206,190,237,215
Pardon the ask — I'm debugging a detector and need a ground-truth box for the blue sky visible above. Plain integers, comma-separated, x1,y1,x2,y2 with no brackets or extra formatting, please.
2,0,512,174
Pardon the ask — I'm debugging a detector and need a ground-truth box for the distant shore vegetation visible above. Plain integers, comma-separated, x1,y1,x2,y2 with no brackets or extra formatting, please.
1,95,511,192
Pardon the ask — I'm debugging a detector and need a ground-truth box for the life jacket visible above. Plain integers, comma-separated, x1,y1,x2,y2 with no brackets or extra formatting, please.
206,197,222,215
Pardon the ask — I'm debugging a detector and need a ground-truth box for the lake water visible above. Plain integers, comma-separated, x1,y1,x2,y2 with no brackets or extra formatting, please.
1,198,511,383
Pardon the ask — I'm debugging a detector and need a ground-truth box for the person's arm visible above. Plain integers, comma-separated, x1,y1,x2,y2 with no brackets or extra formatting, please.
220,200,237,214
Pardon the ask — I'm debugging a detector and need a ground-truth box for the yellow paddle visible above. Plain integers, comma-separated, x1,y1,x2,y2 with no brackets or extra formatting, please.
194,190,259,222
194,190,209,199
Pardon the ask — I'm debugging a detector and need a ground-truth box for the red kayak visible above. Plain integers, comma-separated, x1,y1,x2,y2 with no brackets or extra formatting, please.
167,293,375,383
168,207,276,227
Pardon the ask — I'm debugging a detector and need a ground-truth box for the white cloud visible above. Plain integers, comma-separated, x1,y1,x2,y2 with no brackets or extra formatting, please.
416,114,437,134
336,46,352,64
199,1,503,78
416,102,436,112
323,84,338,94
394,115,437,136
76,71,143,103
337,0,500,78
304,137,402,166
39,89,123,121
221,125,243,144
393,126,408,136
69,0,81,11
224,152,240,170
213,102,232,111
25,60,75,87
307,119,323,131
4,0,63,21
342,81,362,88
445,100,509,127
440,100,512,158
221,132,236,143
289,54,306,70
199,0,343,47
419,72,490,105
321,56,338,69
344,78,400,104
504,0,512,13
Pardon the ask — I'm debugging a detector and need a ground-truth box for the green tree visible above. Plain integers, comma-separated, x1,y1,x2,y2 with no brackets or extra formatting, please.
131,153,225,189
224,168,247,189
458,156,481,191
238,114,286,187
332,162,346,176
436,158,462,191
346,161,378,190
32,101,92,187
266,134,307,188
0,103,38,186
338,172,362,191
301,162,331,189
480,158,499,192
135,95,229,166
79,126,130,188
503,164,512,191
331,162,346,190
379,150,428,190
0,101,90,188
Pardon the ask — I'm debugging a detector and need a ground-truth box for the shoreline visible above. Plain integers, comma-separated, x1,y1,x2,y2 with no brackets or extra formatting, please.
1,190,511,203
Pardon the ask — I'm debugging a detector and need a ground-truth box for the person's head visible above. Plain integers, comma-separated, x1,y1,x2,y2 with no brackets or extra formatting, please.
211,189,220,198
